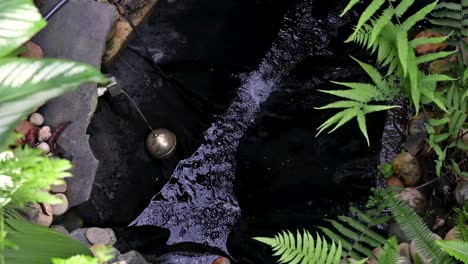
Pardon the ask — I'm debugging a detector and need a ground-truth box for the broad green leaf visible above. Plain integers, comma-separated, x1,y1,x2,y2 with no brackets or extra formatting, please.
351,57,385,89
395,0,415,16
464,67,468,82
328,108,359,133
0,0,47,58
0,58,108,148
370,8,394,46
428,117,450,126
402,1,438,30
416,51,457,64
362,105,400,114
341,0,360,16
315,100,362,110
397,29,409,76
409,35,450,48
4,219,92,264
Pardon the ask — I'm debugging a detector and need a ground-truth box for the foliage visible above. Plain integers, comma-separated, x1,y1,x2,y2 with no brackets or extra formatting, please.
316,0,458,147
318,205,390,260
377,237,399,264
386,194,449,263
253,230,345,264
453,207,468,241
52,246,113,264
436,240,468,263
0,0,108,263
378,162,394,178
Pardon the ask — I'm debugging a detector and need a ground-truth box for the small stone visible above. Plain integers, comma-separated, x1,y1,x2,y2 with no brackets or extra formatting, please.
51,182,67,193
117,251,149,264
212,257,230,264
29,113,44,126
399,188,427,214
388,222,409,243
414,30,447,55
70,228,91,246
106,228,117,245
392,152,421,186
86,227,112,245
24,203,53,227
455,179,468,206
51,225,69,235
387,176,404,188
38,126,52,142
52,193,68,216
445,226,462,240
368,248,381,264
398,256,411,264
36,142,51,154
408,112,430,136
20,41,44,59
410,233,442,263
462,129,468,144
399,242,410,259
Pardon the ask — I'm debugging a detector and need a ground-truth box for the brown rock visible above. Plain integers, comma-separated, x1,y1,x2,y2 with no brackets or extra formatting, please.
15,120,35,136
36,142,51,154
392,152,421,186
213,257,230,264
414,30,447,55
29,113,44,126
20,41,44,59
399,242,410,259
86,227,112,245
387,176,404,188
445,226,462,240
38,126,52,142
455,179,468,206
89,243,107,257
26,203,54,227
52,193,68,216
51,181,67,193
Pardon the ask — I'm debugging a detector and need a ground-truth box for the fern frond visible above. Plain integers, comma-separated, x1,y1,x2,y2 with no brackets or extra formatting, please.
319,205,389,260
436,240,468,263
387,195,449,263
253,230,343,264
453,208,468,241
352,0,386,37
378,237,399,264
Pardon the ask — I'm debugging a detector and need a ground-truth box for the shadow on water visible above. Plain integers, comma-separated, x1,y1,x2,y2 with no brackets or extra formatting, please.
80,0,387,262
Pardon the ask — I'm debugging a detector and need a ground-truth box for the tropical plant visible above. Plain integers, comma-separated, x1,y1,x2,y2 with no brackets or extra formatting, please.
318,204,390,261
436,240,468,263
0,0,108,263
253,230,359,264
316,0,458,146
378,237,399,264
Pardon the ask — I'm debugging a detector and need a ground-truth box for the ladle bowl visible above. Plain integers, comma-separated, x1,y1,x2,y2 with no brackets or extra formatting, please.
146,129,177,159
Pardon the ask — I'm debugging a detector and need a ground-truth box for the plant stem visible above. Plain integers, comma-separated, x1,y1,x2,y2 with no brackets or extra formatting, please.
0,209,4,264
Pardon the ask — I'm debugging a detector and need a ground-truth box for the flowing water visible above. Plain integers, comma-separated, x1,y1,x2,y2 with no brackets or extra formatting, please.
131,0,316,252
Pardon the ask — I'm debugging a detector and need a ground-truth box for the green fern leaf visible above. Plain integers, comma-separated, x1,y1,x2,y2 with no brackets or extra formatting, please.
314,101,362,110
353,0,386,36
429,18,462,29
402,1,438,30
370,8,395,46
341,0,360,17
409,35,450,48
362,105,399,114
378,237,399,264
434,2,462,11
397,29,409,76
253,230,343,264
357,111,370,146
416,50,457,64
431,9,462,20
453,208,468,241
395,0,415,17
387,195,448,262
408,52,421,113
328,108,359,133
436,240,468,263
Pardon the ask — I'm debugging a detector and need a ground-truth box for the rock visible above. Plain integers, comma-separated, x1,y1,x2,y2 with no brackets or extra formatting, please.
403,132,426,157
122,0,149,12
389,222,409,242
107,228,117,245
392,152,421,186
455,179,468,206
86,227,112,245
428,59,454,74
53,210,84,231
52,193,68,216
51,225,69,235
462,129,468,144
25,203,54,227
414,30,447,55
20,41,44,58
70,228,92,246
408,112,430,136
212,257,230,264
38,126,52,142
445,226,461,240
34,0,118,207
29,113,44,126
368,248,381,264
398,256,411,264
36,142,51,154
399,188,427,214
387,176,404,188
410,233,442,263
51,181,67,193
117,250,149,264
399,242,410,259
111,262,127,264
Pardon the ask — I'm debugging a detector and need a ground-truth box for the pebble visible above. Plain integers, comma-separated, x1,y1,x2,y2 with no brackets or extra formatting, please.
70,228,92,246
392,152,421,186
212,257,230,264
399,242,410,259
52,193,68,216
117,251,149,264
38,126,52,142
20,41,44,59
51,225,69,235
36,142,51,154
89,243,107,257
445,226,462,240
399,188,427,214
86,227,112,245
29,113,44,126
455,179,468,206
51,181,67,193
387,176,404,188
26,203,53,227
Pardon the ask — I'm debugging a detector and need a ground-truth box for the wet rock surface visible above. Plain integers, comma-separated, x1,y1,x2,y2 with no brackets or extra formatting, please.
33,0,118,207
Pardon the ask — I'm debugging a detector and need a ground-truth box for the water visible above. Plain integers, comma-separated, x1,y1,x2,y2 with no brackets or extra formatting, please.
131,0,316,253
